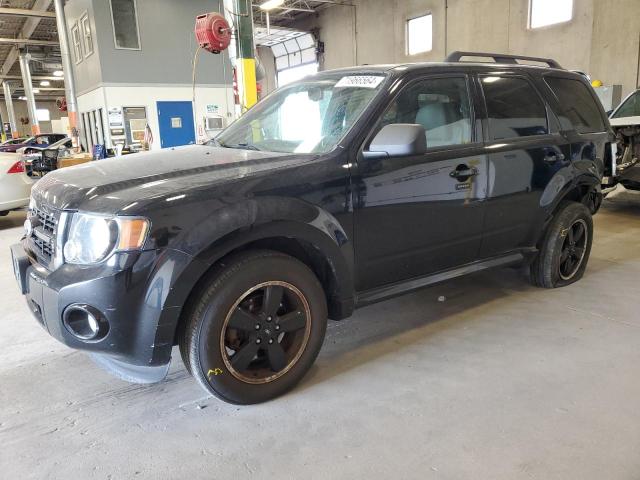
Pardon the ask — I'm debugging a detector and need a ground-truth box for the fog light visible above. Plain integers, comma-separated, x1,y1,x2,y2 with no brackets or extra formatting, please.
62,304,108,341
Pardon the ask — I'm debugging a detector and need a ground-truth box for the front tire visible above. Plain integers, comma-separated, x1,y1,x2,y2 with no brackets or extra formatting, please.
530,201,593,288
180,250,327,404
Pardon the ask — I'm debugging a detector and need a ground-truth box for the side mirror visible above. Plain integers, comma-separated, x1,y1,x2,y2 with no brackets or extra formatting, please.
363,123,426,159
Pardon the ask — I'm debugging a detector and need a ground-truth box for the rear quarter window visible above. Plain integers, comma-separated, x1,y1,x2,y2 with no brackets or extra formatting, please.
545,76,605,134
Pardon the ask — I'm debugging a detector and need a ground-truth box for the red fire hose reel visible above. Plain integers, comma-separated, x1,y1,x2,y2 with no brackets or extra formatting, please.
195,12,231,54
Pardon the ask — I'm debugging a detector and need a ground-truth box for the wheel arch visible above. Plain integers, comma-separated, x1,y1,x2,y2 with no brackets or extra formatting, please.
535,173,601,249
159,207,355,351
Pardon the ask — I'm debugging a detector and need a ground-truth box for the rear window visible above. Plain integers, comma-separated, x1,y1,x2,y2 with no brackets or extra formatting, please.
545,76,605,133
481,76,548,141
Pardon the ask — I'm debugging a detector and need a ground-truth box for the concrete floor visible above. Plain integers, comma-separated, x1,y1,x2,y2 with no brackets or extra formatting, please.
2,188,640,479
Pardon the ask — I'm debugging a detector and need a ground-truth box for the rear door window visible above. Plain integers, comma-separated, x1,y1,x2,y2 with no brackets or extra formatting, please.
545,76,606,133
481,76,548,140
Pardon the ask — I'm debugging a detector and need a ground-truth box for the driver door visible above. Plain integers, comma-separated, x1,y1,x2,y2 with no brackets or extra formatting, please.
352,75,488,292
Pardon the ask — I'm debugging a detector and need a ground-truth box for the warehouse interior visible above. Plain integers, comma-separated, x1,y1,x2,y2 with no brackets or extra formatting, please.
1,0,640,478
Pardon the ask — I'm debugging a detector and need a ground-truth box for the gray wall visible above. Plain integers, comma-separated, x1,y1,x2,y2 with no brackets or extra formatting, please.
64,0,103,95
65,0,232,94
293,0,640,96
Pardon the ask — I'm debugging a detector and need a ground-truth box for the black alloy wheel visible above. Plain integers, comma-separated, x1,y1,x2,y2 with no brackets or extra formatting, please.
558,219,588,281
221,281,311,384
179,250,327,404
529,201,593,288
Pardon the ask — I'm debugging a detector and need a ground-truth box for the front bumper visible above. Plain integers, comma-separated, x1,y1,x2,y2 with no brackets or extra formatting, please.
10,241,182,383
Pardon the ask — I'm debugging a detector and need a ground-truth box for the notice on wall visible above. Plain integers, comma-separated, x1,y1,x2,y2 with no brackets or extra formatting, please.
206,104,220,114
108,107,123,127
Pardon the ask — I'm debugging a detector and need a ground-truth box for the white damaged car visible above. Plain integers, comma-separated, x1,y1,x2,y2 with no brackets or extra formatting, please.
609,89,640,190
0,152,36,216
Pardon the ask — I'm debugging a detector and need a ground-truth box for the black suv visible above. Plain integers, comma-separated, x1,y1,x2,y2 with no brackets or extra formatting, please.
11,52,613,404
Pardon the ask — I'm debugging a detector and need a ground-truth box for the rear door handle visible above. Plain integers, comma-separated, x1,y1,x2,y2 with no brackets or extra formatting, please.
450,165,478,181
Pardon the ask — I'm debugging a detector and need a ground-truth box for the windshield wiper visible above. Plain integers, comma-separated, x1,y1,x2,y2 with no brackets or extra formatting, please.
222,142,261,151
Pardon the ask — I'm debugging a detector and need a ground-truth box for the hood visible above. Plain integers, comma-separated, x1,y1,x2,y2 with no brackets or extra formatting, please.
0,143,24,152
610,115,640,128
32,145,311,213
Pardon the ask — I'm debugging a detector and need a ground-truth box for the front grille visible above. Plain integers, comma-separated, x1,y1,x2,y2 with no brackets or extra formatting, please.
27,205,60,267
35,207,57,235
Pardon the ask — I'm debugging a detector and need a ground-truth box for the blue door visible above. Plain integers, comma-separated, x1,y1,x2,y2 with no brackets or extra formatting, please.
156,101,196,148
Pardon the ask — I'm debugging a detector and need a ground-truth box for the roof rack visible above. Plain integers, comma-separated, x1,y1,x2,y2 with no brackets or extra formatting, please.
445,51,563,69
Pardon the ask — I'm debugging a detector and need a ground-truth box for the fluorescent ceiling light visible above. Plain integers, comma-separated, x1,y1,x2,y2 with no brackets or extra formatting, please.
40,80,50,86
18,96,27,100
260,0,285,10
32,88,40,93
53,70,64,77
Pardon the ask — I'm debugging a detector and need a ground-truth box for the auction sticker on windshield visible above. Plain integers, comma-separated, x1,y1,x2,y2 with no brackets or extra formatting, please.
335,76,385,89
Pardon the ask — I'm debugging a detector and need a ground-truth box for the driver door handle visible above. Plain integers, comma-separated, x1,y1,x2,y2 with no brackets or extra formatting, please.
544,152,566,163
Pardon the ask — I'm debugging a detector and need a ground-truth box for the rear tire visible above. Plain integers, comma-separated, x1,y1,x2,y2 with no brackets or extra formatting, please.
179,250,327,404
529,201,593,288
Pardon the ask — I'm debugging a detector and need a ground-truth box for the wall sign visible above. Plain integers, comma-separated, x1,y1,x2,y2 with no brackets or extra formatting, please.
108,107,123,127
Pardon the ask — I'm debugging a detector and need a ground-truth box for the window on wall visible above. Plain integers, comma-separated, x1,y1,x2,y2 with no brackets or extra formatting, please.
36,109,50,122
71,24,83,64
529,0,573,29
481,76,548,140
80,13,94,57
407,14,432,55
110,0,141,50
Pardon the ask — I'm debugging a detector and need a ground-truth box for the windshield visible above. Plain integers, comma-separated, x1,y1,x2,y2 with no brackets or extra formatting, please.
50,138,70,148
612,90,640,118
214,73,387,154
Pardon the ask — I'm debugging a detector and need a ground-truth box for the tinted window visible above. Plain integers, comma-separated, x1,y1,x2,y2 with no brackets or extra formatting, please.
612,90,640,119
110,0,140,49
380,77,473,148
546,76,605,133
481,76,548,140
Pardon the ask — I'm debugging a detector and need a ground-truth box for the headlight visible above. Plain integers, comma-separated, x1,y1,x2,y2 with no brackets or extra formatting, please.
63,213,150,265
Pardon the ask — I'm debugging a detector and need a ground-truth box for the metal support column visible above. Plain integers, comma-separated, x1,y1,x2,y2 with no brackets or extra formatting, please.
234,0,257,110
53,0,80,148
2,81,19,138
18,53,39,135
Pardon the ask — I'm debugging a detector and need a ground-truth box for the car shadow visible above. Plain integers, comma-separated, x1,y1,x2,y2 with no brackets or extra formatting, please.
0,210,26,230
296,267,534,393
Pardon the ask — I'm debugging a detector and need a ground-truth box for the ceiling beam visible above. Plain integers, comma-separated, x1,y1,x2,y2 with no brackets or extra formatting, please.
0,38,59,46
12,86,65,91
0,0,54,78
252,4,314,12
0,75,63,81
308,0,353,4
0,7,56,18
